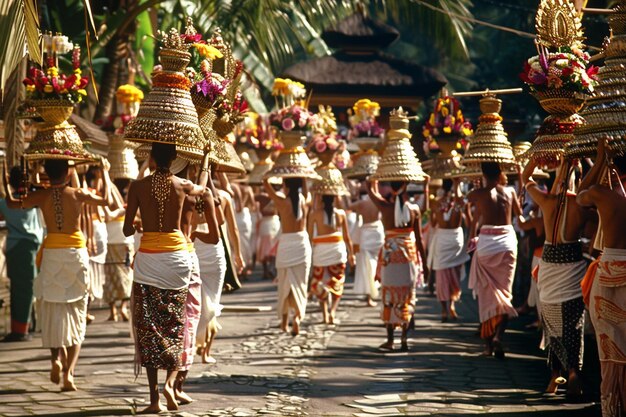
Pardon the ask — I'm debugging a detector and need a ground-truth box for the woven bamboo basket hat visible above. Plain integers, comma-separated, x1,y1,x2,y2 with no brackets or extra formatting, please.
371,107,428,183
425,154,463,180
265,130,320,180
108,134,139,179
460,95,516,170
124,22,205,161
25,100,94,162
566,1,626,158
312,164,349,196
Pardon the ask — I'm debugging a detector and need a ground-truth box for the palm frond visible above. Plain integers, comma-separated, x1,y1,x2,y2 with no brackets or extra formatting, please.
0,0,26,95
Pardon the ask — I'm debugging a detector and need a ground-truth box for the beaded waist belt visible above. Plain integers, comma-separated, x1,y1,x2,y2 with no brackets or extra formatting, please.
542,241,583,264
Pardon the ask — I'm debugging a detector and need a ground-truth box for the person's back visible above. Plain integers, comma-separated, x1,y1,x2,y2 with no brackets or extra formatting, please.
351,197,379,224
270,178,308,233
469,184,513,227
433,179,463,230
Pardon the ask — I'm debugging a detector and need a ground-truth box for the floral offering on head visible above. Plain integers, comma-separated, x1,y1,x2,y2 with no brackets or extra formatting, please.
191,59,229,108
272,78,307,108
520,46,598,95
269,104,317,132
422,96,473,139
116,84,144,104
23,44,89,104
310,133,340,155
241,113,283,151
349,98,384,139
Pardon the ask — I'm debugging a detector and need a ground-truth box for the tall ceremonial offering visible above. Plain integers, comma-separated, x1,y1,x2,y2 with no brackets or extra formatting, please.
566,1,626,158
460,94,516,171
264,78,320,180
192,29,246,173
520,0,595,168
123,20,205,161
243,113,282,185
107,84,143,179
371,107,428,183
23,36,93,161
310,105,349,196
422,92,472,179
345,99,383,180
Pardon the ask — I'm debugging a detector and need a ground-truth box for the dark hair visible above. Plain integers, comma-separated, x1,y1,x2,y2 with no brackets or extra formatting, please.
285,178,303,218
442,179,453,193
113,178,131,199
322,195,334,225
481,162,501,181
8,167,23,190
150,142,177,169
390,181,405,192
85,165,100,186
44,159,69,182
614,154,626,175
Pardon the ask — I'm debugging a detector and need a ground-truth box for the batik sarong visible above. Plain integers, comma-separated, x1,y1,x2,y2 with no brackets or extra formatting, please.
468,225,518,339
103,243,133,304
537,241,586,372
311,233,347,299
132,282,187,372
380,228,418,327
588,247,626,417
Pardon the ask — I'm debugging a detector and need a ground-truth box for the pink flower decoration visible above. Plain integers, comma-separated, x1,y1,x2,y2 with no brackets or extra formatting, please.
282,118,295,131
315,140,327,153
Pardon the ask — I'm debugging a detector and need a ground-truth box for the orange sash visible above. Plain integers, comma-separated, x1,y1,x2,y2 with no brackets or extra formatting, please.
581,257,601,307
139,231,187,253
312,234,343,244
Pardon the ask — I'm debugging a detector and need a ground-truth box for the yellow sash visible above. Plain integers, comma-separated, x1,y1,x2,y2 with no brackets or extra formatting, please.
139,231,187,253
43,231,87,249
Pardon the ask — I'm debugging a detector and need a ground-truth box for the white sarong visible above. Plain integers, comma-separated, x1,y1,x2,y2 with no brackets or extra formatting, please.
428,227,469,271
312,233,347,267
133,250,192,291
354,221,383,297
276,231,311,319
195,237,227,342
236,207,254,266
257,215,280,261
89,220,108,299
537,243,587,304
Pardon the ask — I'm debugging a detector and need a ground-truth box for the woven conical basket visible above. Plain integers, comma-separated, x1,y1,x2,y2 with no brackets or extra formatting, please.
312,164,349,196
371,108,428,183
264,131,320,180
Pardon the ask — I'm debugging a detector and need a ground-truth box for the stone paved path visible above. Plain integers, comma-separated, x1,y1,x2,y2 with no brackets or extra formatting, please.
0,272,601,416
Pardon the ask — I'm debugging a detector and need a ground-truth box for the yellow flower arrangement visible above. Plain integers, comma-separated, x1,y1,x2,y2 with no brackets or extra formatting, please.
193,43,223,60
116,84,144,104
352,98,380,117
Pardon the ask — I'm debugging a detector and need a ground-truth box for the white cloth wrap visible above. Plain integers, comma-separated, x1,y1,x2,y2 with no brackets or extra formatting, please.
39,295,87,348
236,207,254,265
106,220,134,245
36,247,90,303
133,249,192,290
313,234,347,267
275,231,312,320
195,238,227,322
537,259,587,304
259,215,281,237
90,220,108,264
428,227,469,271
476,225,517,256
354,221,384,297
275,231,311,269
189,248,201,285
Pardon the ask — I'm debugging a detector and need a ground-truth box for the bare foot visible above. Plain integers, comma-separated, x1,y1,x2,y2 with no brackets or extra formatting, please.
366,298,378,307
50,360,62,384
545,376,561,394
441,313,448,323
379,341,394,351
566,373,583,397
449,308,459,320
120,309,130,322
139,403,166,414
106,313,117,322
400,341,409,352
291,318,300,336
86,314,95,325
175,389,193,405
61,372,77,392
162,383,178,411
201,346,216,365
493,340,505,359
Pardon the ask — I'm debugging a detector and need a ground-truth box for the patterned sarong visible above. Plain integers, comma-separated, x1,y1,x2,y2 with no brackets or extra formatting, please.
132,282,187,374
589,248,626,417
380,228,417,327
103,243,133,303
